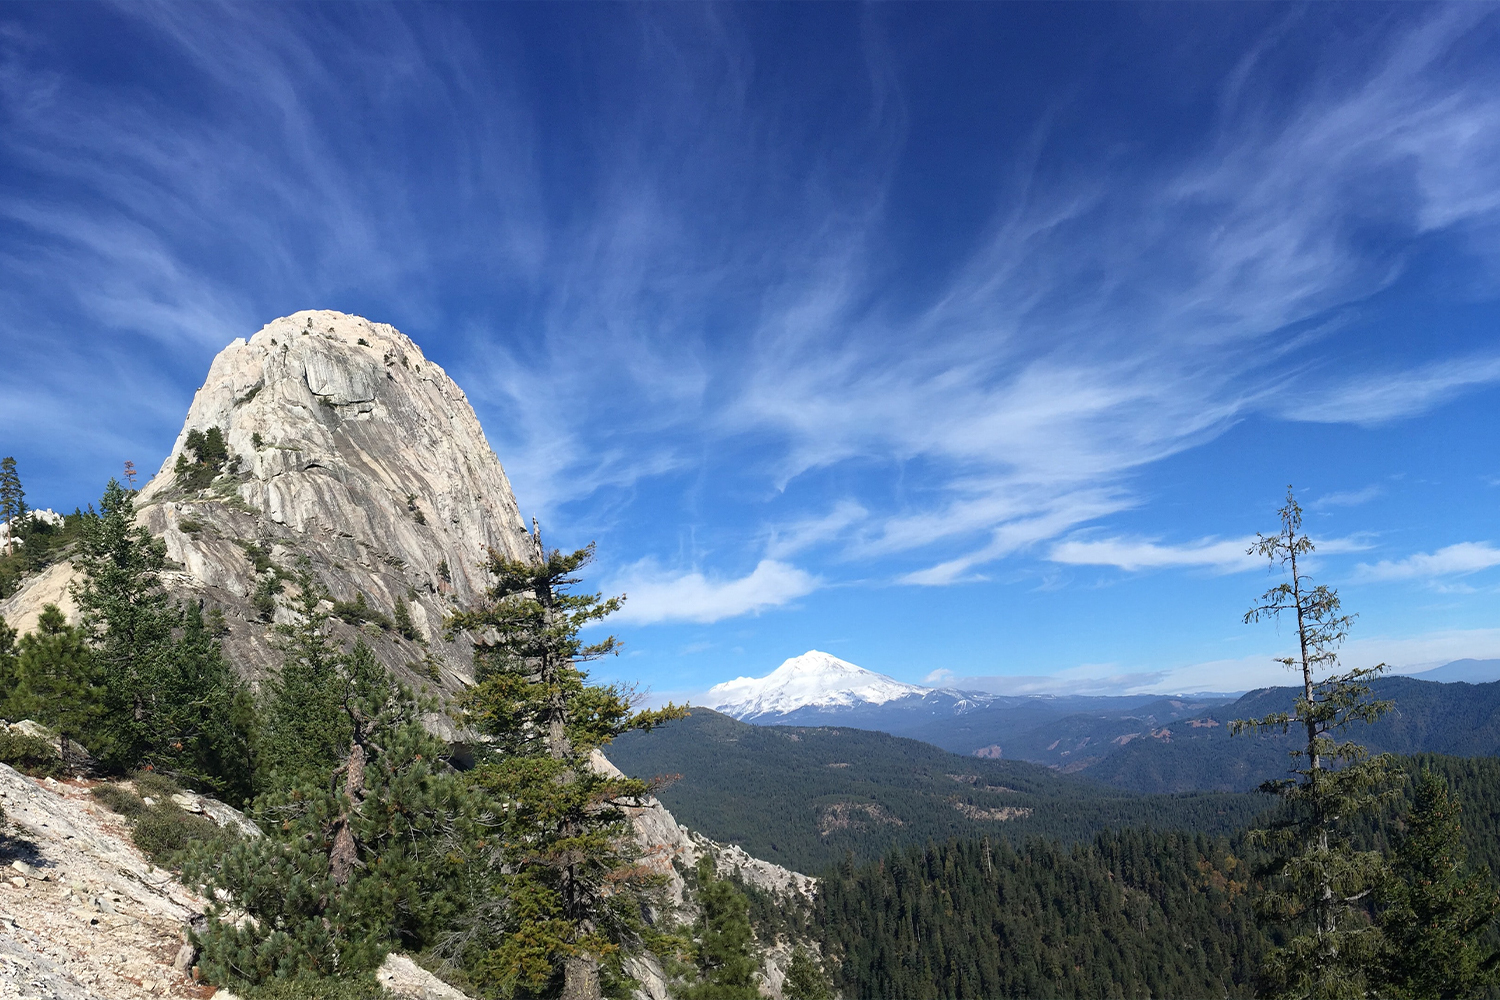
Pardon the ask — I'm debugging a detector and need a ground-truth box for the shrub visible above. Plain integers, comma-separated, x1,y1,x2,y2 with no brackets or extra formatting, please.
131,803,230,866
178,518,205,534
0,728,62,777
241,975,383,1000
331,592,393,631
133,769,183,800
91,783,147,818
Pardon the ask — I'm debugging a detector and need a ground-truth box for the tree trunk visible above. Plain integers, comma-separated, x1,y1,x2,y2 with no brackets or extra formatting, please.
562,954,601,1000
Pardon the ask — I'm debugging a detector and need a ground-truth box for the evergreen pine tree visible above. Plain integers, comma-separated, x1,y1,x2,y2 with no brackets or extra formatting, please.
682,859,760,1000
1232,487,1397,999
1377,770,1500,999
445,529,685,1000
148,601,254,803
9,605,107,751
0,614,18,719
782,947,831,1000
71,479,252,792
72,478,177,768
191,638,469,986
0,457,25,556
254,581,353,794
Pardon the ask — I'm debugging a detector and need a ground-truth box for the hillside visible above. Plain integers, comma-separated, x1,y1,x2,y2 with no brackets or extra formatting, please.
606,708,1264,873
1067,676,1500,793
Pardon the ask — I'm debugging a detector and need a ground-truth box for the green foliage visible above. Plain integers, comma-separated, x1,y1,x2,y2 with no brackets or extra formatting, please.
175,426,231,491
240,976,383,1000
132,799,233,867
0,727,62,777
1232,488,1398,999
681,859,759,1000
253,575,282,622
6,605,107,747
406,494,427,526
254,586,356,793
1376,770,1500,999
191,636,471,989
0,614,17,715
0,457,26,547
91,777,237,868
443,537,686,999
91,782,147,818
331,591,394,631
240,540,277,575
820,830,1264,999
252,432,265,449
781,947,831,1000
72,480,254,801
0,508,87,600
393,597,420,641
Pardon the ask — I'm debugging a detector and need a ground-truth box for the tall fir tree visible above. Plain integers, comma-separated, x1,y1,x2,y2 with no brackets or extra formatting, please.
1232,487,1397,999
445,530,685,1000
0,456,25,556
1376,770,1500,999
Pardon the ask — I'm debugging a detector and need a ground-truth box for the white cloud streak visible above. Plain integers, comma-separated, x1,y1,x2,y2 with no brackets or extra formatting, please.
607,559,820,625
1355,542,1500,581
1050,537,1263,573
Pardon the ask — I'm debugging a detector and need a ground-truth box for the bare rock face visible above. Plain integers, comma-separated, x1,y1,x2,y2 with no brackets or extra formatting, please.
122,310,533,690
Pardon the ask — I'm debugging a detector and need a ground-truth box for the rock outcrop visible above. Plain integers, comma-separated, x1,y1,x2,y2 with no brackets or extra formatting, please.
6,311,535,693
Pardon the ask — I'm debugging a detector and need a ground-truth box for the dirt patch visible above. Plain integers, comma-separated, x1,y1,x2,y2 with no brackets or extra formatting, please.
952,802,1033,822
817,801,903,837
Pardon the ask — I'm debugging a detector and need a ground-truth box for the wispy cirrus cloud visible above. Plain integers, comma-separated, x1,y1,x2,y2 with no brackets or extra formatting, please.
1050,533,1374,574
3,3,1500,601
607,558,820,625
1355,542,1500,582
1309,485,1384,510
1285,355,1500,426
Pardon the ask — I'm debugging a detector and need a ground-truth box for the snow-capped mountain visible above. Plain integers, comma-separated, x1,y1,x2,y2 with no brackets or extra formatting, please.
703,650,932,719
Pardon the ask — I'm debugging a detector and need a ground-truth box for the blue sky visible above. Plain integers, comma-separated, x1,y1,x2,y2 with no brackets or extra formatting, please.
2,3,1499,699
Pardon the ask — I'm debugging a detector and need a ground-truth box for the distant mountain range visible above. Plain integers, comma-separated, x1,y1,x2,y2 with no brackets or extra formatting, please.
702,652,1500,794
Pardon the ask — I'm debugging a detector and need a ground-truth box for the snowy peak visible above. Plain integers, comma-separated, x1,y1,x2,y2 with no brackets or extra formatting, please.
704,650,930,719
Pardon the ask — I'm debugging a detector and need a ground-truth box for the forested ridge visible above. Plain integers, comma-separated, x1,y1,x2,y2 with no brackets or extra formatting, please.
814,756,1500,1000
608,707,1267,872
